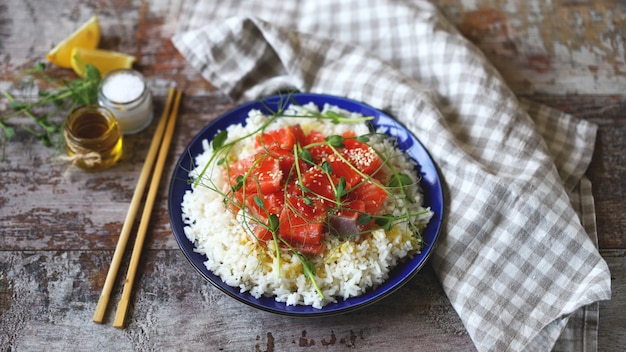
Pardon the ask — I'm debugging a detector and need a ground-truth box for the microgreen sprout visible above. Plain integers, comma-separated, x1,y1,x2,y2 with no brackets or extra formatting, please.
325,134,345,148
297,253,325,299
388,172,417,204
1,62,102,161
299,149,314,165
212,130,228,150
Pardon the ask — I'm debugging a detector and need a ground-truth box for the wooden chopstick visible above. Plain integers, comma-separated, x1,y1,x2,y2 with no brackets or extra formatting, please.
113,89,183,328
93,87,177,324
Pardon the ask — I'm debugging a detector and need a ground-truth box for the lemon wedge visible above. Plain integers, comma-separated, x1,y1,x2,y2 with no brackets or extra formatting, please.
70,47,136,77
46,15,101,68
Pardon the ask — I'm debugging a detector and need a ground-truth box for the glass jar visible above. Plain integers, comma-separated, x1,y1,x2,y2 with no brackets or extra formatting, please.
98,69,153,134
64,105,123,171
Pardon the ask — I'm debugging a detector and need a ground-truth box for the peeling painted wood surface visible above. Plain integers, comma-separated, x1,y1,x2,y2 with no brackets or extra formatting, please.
438,0,626,94
1,250,474,351
1,0,625,351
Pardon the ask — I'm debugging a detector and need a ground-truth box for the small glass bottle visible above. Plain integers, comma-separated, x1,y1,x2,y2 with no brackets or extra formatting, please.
64,105,123,171
98,69,153,134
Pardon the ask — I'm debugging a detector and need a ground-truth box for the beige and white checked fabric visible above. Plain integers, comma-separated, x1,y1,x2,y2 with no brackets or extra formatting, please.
172,1,611,351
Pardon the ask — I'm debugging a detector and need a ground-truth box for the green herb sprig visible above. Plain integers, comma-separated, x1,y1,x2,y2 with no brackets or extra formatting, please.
0,62,101,161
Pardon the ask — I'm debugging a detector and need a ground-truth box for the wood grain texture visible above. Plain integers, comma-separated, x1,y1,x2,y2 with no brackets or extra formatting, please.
436,0,626,95
1,0,625,351
0,250,475,351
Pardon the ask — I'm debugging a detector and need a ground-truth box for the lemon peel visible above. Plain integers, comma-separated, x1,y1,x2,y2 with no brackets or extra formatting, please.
46,15,101,68
70,47,136,78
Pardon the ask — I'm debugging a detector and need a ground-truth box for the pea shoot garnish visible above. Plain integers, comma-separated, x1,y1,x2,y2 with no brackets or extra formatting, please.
1,62,101,161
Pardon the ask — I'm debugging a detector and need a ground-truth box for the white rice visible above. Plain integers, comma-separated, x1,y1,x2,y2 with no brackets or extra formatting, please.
181,102,433,308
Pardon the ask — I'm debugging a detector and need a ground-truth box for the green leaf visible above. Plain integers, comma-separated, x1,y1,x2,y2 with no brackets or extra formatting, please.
3,126,15,139
8,101,28,110
357,214,372,225
324,110,346,124
253,195,265,209
298,183,311,193
41,121,58,133
38,134,52,147
298,254,324,299
301,257,317,277
326,135,344,148
268,214,279,232
212,130,228,150
355,135,370,143
231,175,244,192
375,215,394,231
24,62,46,74
335,176,347,198
84,64,101,82
388,172,413,188
299,149,314,165
321,161,332,174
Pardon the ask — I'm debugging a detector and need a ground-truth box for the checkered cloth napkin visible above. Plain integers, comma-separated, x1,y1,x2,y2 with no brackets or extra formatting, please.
172,1,611,350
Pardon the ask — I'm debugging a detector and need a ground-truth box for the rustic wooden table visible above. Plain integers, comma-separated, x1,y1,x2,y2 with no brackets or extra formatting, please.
1,1,624,351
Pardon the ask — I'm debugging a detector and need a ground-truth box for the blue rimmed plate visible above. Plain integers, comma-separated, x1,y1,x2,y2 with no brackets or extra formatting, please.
168,93,443,316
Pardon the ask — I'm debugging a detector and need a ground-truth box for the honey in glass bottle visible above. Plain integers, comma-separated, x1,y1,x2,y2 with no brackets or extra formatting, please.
64,105,123,171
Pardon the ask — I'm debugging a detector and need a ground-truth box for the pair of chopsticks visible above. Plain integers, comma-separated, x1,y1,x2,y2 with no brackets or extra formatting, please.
93,87,183,328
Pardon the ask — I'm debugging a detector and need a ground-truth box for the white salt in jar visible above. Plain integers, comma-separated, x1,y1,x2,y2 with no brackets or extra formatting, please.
98,69,153,134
